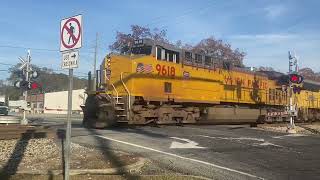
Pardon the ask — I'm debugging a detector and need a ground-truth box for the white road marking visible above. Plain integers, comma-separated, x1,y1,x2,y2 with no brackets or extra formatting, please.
257,142,285,148
170,137,206,149
197,135,265,142
198,135,285,148
273,134,307,139
96,135,264,180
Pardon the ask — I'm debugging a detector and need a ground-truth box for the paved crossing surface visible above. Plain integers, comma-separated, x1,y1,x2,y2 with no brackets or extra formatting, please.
69,124,320,180
26,114,320,179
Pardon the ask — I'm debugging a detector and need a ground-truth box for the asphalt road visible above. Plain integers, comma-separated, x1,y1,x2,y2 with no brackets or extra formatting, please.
28,115,320,180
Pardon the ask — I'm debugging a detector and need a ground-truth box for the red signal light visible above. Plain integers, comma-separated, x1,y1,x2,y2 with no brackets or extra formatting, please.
290,75,298,82
30,82,40,89
289,74,303,84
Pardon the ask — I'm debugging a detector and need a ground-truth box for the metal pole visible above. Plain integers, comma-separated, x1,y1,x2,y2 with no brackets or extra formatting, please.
64,68,73,180
289,51,293,128
289,87,294,127
288,51,296,130
23,91,27,122
22,50,30,125
93,33,98,91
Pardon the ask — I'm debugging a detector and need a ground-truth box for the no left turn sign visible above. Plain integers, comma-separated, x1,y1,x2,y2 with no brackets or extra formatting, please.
60,14,82,52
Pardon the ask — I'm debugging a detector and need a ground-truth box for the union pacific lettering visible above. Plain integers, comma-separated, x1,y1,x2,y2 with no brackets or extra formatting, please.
224,75,268,89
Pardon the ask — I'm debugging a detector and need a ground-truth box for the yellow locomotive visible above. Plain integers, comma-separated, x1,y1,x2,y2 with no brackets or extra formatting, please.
82,39,320,128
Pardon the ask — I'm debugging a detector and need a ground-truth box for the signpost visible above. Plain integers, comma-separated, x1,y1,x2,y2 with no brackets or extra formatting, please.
60,14,82,180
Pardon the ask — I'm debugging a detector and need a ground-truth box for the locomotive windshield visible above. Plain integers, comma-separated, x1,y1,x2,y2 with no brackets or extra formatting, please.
131,39,152,55
131,45,152,55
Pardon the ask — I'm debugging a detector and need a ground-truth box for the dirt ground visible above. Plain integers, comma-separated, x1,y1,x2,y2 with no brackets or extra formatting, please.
0,138,139,174
0,174,207,180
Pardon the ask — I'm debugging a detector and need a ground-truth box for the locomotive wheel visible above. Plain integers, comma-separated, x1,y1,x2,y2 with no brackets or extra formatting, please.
95,105,116,128
82,94,116,128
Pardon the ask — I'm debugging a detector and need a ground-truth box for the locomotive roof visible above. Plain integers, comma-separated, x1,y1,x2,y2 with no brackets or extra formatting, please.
135,38,181,53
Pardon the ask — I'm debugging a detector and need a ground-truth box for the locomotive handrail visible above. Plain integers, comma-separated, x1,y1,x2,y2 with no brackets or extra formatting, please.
106,76,119,103
120,72,131,119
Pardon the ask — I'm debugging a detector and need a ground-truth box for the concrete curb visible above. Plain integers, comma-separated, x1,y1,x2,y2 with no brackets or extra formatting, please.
16,157,146,175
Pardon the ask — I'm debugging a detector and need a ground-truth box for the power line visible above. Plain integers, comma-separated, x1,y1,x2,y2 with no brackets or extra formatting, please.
0,44,97,52
0,45,58,52
0,62,14,66
0,59,89,75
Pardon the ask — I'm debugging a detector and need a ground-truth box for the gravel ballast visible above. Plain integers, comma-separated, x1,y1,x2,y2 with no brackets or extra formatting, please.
0,138,139,174
257,122,320,134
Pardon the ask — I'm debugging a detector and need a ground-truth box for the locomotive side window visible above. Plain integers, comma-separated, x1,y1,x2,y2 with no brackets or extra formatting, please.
155,46,166,60
185,52,192,64
223,61,231,70
156,46,162,60
195,54,202,65
166,49,180,63
164,82,172,93
174,52,180,63
204,56,213,67
268,88,272,101
156,46,179,63
161,48,166,60
131,45,152,55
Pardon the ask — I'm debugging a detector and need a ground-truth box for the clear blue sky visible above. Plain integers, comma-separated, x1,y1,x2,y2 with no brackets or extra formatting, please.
0,0,319,80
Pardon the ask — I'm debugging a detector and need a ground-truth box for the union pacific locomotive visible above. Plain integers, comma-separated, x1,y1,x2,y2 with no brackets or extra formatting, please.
81,38,320,128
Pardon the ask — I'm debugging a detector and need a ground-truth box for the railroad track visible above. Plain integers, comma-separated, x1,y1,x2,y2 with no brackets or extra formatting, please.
0,124,60,140
296,124,320,134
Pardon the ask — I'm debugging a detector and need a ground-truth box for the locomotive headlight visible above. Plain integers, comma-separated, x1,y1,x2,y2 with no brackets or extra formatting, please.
106,59,111,67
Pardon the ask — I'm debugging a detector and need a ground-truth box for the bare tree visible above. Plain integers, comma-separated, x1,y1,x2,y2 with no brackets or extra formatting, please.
109,25,246,67
258,66,275,71
192,37,246,67
109,25,169,53
299,67,320,81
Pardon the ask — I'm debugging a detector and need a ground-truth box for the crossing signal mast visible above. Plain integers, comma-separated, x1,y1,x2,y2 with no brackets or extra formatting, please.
287,51,303,133
13,50,39,124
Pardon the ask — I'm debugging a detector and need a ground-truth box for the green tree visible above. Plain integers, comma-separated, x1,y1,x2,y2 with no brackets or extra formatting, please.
5,63,87,99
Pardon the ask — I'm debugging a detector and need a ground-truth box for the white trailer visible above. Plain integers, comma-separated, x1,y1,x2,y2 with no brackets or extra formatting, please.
8,100,27,112
0,95,5,103
44,89,87,114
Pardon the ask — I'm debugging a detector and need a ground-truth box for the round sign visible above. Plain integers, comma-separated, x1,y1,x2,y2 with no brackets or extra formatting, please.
61,17,82,49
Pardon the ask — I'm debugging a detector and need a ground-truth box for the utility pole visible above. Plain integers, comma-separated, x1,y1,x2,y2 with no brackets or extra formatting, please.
93,33,98,91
